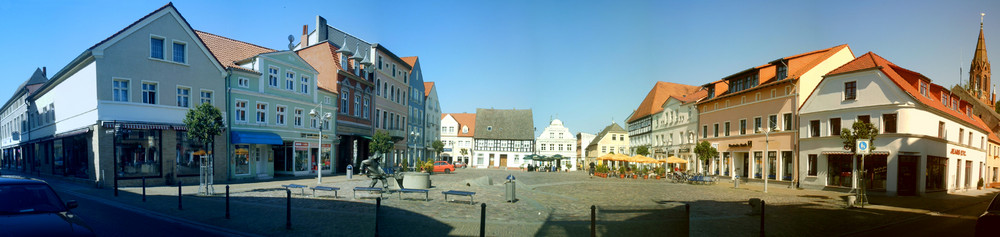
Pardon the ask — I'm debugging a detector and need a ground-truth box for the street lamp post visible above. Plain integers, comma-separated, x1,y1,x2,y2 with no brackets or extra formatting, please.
757,126,777,193
310,106,333,184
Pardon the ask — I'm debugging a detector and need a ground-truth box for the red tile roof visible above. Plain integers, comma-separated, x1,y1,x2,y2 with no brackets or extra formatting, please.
989,130,1000,143
297,42,363,93
424,82,434,97
627,82,700,122
443,113,477,137
401,56,418,68
700,44,851,103
825,52,991,133
195,31,276,74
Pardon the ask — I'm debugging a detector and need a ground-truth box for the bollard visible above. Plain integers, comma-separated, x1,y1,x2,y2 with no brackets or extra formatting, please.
684,204,691,236
375,197,381,236
480,203,486,237
178,181,183,210
114,176,119,197
225,185,230,219
142,176,146,202
590,205,596,237
760,200,765,237
286,189,292,230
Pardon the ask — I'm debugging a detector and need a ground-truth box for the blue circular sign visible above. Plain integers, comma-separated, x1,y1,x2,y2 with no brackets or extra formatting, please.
859,142,868,150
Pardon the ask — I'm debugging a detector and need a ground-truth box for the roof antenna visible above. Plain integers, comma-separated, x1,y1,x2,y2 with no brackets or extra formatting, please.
287,35,295,50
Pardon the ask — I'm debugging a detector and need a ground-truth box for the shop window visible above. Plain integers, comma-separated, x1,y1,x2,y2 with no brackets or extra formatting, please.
234,144,250,175
117,129,162,178
176,131,206,176
926,156,947,191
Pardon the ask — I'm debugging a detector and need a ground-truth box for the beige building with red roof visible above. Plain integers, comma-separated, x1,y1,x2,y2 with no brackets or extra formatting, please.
626,82,700,156
698,44,854,183
440,113,475,165
800,52,990,196
650,89,707,171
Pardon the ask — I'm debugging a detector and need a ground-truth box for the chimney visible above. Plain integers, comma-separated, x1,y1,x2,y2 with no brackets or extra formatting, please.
317,16,328,42
42,67,46,77
301,25,309,47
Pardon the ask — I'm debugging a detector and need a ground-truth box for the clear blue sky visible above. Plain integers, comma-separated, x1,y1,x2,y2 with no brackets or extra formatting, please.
1,0,998,136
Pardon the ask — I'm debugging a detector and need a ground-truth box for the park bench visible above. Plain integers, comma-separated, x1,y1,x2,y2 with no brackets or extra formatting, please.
310,186,340,198
397,188,430,201
282,184,307,195
353,187,384,199
442,190,476,205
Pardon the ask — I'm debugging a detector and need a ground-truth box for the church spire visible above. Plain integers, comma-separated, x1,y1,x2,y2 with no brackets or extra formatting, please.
970,12,993,106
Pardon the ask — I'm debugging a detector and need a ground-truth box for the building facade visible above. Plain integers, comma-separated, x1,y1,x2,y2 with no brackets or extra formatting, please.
297,18,375,173
472,108,533,169
0,68,46,173
402,57,425,164
586,123,629,166
651,92,705,171
627,82,700,155
576,132,595,169
440,113,475,165
424,82,441,161
698,44,854,182
372,44,411,167
536,119,577,170
799,52,989,196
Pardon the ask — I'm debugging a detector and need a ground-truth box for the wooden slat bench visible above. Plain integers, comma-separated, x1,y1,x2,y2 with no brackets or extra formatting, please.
311,186,340,198
442,190,476,205
353,187,384,199
397,188,429,201
282,184,307,195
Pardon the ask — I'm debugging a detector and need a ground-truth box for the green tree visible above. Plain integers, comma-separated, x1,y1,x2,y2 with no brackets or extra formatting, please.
183,103,224,194
369,130,393,159
635,145,650,156
460,148,468,157
431,140,444,160
694,141,718,173
840,120,878,207
994,101,1000,114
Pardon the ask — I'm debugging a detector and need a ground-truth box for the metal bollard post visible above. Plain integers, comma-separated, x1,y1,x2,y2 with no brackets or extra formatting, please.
590,205,596,237
178,181,183,210
286,189,292,230
142,176,146,202
114,175,119,197
760,200,765,237
375,197,381,236
685,203,691,236
225,185,230,219
480,203,486,237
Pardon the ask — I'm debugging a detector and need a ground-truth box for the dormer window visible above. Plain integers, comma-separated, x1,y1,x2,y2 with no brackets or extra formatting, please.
706,85,715,99
776,64,787,80
951,98,959,111
941,92,949,106
920,81,929,97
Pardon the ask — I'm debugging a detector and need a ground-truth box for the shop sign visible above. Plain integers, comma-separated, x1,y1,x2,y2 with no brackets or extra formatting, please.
295,142,309,151
678,148,690,153
950,148,967,156
729,141,752,148
300,133,330,139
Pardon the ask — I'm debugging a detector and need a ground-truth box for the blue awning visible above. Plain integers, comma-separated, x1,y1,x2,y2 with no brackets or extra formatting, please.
231,131,283,145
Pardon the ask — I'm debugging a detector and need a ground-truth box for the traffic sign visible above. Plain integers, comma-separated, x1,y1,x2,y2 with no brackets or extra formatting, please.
856,141,870,155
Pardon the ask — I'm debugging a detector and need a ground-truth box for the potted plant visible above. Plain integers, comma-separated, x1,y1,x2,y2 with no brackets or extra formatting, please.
618,166,626,178
979,177,985,190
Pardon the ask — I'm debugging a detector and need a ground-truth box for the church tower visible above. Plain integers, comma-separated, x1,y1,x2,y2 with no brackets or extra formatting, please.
970,13,993,106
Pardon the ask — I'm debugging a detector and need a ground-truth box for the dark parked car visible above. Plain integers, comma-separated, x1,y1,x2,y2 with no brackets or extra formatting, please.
0,177,95,237
976,192,1000,237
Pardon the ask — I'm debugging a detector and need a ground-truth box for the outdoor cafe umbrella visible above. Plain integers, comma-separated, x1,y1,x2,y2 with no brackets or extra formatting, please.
665,156,688,164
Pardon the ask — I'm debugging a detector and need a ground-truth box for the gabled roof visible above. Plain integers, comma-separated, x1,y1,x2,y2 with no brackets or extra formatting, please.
424,82,434,97
297,41,368,93
473,108,533,140
195,30,276,74
401,56,418,68
587,123,626,148
823,52,991,133
2,68,47,110
700,44,850,104
627,82,700,123
373,44,413,71
443,113,477,137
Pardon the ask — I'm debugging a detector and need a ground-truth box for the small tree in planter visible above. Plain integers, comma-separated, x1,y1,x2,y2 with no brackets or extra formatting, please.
979,177,985,190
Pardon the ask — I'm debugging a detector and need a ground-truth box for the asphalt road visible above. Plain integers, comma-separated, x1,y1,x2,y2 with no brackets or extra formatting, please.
54,188,225,237
845,199,990,237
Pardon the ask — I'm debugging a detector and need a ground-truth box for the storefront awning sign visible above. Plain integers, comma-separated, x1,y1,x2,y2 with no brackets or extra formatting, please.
231,131,283,145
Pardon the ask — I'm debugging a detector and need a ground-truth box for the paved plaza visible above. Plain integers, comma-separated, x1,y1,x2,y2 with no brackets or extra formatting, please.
11,168,999,236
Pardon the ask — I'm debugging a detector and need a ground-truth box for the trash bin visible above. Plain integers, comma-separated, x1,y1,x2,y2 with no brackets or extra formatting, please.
347,165,353,179
505,174,516,202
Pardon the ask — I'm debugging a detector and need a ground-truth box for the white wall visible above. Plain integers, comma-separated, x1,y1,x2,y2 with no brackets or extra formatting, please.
33,61,99,136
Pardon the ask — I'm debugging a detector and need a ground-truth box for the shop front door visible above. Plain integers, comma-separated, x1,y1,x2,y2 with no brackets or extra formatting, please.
897,155,918,196
256,145,269,178
500,154,508,167
742,153,750,178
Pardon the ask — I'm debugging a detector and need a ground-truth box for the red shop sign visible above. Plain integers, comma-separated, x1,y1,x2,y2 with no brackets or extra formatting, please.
950,148,966,156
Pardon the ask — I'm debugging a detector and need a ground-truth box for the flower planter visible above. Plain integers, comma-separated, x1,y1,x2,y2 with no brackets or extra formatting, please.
402,172,431,189
620,174,625,178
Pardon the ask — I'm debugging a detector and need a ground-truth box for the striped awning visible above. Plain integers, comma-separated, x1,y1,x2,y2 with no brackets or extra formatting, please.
101,122,171,130
821,151,890,156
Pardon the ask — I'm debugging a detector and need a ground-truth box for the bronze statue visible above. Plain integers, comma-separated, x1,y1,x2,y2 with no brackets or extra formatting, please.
361,153,403,189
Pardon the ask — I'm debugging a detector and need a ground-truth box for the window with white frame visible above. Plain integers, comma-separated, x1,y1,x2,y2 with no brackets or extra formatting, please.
235,100,248,122
150,37,164,59
200,90,212,105
276,106,286,125
285,71,295,91
268,67,279,87
354,95,361,117
176,87,190,107
113,79,129,102
172,41,186,63
300,76,309,94
256,102,267,124
375,109,381,128
294,108,303,127
238,77,249,88
363,97,370,119
340,90,349,114
141,82,157,104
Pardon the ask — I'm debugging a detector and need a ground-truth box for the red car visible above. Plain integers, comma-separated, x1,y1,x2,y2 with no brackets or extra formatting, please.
433,161,455,173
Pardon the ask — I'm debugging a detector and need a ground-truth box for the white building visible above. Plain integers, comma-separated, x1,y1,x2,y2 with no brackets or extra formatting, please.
577,132,595,168
799,52,990,196
0,68,46,171
651,91,705,171
627,82,700,155
440,113,475,165
536,119,577,170
472,108,533,169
